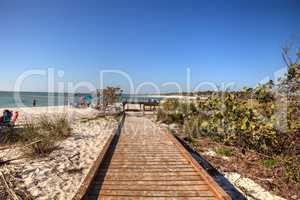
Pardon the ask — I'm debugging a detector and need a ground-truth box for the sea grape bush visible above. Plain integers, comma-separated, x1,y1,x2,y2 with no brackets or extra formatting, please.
156,48,300,184
157,99,198,125
159,92,282,155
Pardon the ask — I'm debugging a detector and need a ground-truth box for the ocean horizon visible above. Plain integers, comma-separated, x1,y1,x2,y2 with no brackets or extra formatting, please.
0,91,162,108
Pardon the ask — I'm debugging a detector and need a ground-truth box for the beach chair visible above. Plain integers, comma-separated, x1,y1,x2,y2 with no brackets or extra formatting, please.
0,110,18,127
1,110,12,125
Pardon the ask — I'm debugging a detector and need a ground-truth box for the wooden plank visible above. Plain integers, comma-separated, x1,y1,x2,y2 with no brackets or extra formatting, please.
106,168,196,172
106,164,192,168
117,143,175,145
117,142,173,143
112,155,183,157
111,155,184,159
111,152,182,155
106,163,193,167
161,128,231,200
113,151,180,154
101,175,203,181
79,115,230,200
98,197,216,200
110,158,187,162
115,148,179,151
103,159,189,162
99,171,199,177
99,190,215,197
100,180,207,186
101,184,209,191
106,163,190,166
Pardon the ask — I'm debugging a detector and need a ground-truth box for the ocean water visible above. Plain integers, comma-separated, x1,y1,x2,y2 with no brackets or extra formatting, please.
0,91,71,108
0,91,162,108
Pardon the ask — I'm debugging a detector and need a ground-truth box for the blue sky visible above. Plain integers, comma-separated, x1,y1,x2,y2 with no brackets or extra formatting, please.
0,0,299,93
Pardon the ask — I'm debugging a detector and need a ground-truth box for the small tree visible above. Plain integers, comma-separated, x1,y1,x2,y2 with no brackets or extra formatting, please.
96,87,122,113
280,46,300,94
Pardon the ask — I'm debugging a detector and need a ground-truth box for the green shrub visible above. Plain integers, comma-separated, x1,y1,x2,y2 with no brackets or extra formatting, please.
183,115,208,138
155,48,300,186
284,156,300,184
216,147,234,157
157,99,198,125
261,159,277,168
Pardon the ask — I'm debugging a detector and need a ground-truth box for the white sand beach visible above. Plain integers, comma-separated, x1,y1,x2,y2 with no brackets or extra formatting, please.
0,106,118,200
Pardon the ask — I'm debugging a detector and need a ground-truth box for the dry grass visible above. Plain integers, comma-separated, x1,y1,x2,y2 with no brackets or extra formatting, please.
0,127,23,144
0,114,72,157
39,114,72,139
21,114,72,156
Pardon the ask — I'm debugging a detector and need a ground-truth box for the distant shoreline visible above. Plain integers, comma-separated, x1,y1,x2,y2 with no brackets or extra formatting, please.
0,91,206,108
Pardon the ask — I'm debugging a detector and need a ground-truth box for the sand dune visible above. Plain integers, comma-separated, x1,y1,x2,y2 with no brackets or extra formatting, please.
0,106,118,200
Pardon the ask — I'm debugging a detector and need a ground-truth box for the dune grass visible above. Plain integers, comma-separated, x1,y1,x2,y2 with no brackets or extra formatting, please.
0,114,72,156
0,127,22,144
22,114,72,156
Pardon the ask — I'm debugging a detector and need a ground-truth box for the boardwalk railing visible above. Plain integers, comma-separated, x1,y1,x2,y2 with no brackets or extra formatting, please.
122,101,159,111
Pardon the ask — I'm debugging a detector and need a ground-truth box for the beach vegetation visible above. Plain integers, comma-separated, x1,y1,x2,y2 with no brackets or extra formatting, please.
96,86,123,113
21,114,72,156
0,127,22,144
0,115,72,156
216,147,234,157
283,156,300,184
261,159,277,168
157,47,300,187
38,114,72,139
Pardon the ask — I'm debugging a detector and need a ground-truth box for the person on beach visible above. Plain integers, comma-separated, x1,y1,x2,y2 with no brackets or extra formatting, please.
11,111,19,125
80,96,84,106
64,96,70,107
33,98,36,107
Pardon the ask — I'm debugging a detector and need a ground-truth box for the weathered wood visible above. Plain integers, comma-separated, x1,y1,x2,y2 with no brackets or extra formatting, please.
101,184,209,191
99,171,199,176
81,115,230,200
162,127,232,200
122,101,159,112
102,180,207,184
98,197,216,200
106,164,192,168
106,168,196,172
100,190,215,197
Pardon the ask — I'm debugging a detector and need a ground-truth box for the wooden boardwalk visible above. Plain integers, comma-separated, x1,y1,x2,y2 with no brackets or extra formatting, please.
83,115,230,200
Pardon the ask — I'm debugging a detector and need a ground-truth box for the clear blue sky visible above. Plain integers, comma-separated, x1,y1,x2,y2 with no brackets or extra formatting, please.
0,0,299,93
